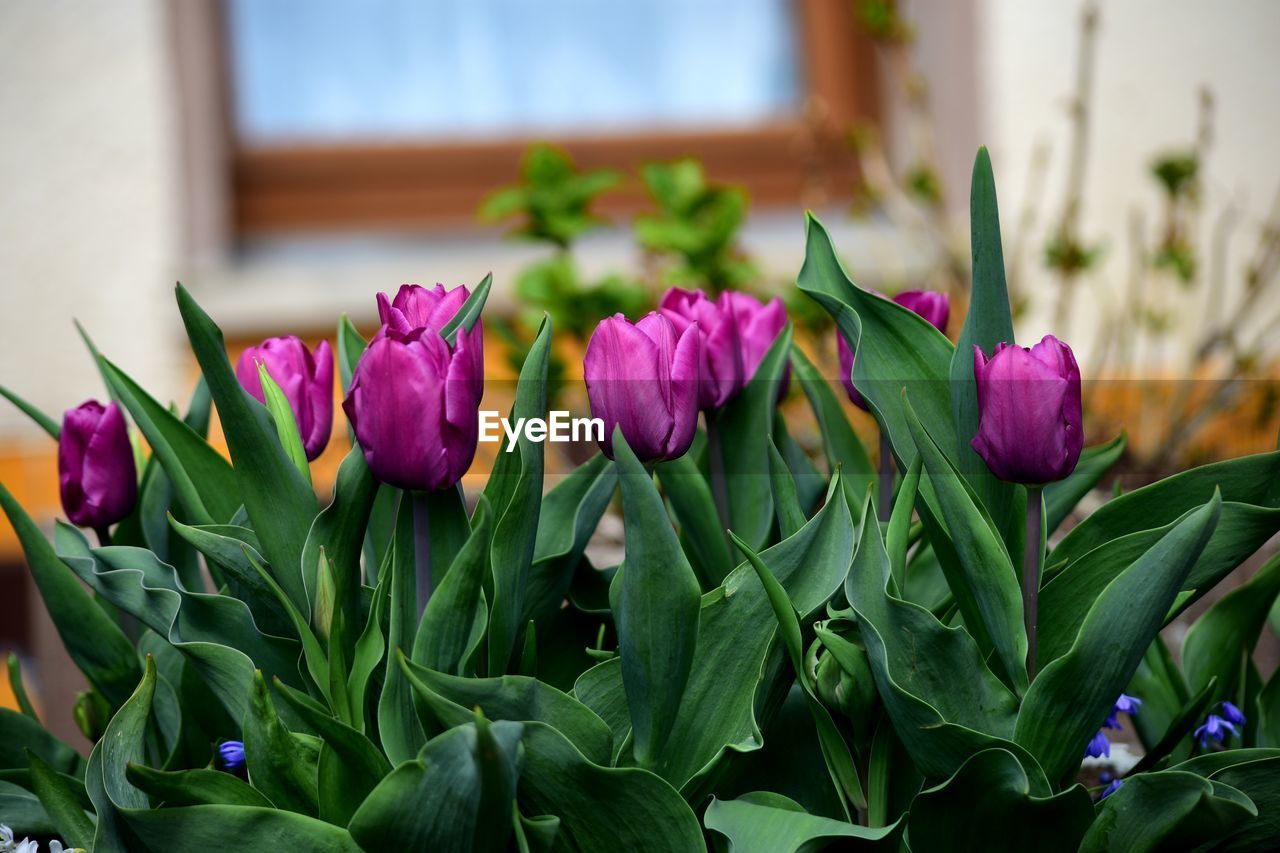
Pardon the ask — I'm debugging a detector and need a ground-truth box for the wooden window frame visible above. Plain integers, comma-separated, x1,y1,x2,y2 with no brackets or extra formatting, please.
192,0,878,235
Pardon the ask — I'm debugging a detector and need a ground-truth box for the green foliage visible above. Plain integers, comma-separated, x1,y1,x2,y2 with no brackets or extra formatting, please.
480,143,619,248
1,149,1276,851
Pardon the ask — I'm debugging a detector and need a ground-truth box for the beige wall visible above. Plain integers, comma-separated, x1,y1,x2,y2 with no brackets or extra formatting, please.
0,0,185,437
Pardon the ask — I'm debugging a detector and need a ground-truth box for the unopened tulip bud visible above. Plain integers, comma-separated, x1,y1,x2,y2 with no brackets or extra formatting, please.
235,336,334,461
58,400,137,531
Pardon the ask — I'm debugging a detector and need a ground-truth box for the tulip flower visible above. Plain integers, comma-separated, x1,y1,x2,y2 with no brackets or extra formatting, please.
343,320,483,492
235,336,334,461
837,289,950,410
58,400,137,534
658,288,744,410
377,283,470,336
971,335,1083,485
723,291,788,384
584,312,700,463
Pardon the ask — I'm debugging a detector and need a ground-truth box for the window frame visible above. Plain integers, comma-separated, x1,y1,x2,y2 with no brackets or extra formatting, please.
186,0,879,235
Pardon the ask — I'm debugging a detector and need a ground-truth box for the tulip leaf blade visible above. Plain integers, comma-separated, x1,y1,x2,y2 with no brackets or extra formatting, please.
767,436,807,540
1182,550,1280,700
0,384,60,439
243,670,321,816
0,481,141,709
414,495,494,677
791,343,874,508
126,806,363,852
843,486,1031,785
26,749,95,849
175,282,318,614
485,314,550,674
705,792,903,852
123,763,274,808
85,656,155,851
611,427,702,770
657,451,736,589
907,748,1094,853
256,363,311,486
99,356,240,526
378,494,427,763
6,654,38,720
1080,770,1258,852
335,313,367,395
903,392,1028,694
1043,432,1126,533
1015,492,1222,783
348,716,522,852
441,271,493,346
714,321,793,551
950,146,1024,558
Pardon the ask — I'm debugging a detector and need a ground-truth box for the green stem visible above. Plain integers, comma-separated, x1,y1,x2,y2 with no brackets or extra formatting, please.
706,414,732,538
413,491,432,618
1024,487,1044,680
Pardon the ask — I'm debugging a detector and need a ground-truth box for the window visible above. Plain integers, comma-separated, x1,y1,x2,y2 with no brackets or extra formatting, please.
211,0,877,232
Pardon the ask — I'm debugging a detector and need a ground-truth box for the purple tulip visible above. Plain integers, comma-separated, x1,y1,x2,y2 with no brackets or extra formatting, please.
837,289,951,410
971,335,1083,485
584,312,700,463
235,336,334,461
723,291,788,385
659,288,744,410
377,283,471,336
343,317,483,492
58,400,137,532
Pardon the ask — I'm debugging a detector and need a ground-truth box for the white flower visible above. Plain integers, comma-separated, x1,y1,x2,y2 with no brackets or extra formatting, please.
0,823,13,850
15,840,38,853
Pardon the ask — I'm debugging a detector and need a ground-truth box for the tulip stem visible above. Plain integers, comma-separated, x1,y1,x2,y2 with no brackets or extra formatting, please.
706,415,732,539
412,492,433,618
1023,487,1044,680
877,433,894,522
93,526,111,548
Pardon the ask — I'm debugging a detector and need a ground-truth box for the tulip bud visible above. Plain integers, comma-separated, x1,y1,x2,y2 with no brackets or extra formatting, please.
377,283,470,336
58,400,137,531
659,288,744,410
971,335,1083,485
343,318,483,492
235,336,334,461
837,289,950,410
72,688,112,742
584,312,700,463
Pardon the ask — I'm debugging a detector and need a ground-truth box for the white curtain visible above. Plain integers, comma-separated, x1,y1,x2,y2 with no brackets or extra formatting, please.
227,0,800,143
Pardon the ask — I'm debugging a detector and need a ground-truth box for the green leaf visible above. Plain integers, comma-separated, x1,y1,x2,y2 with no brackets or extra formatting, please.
1050,450,1280,573
950,146,1023,559
1014,492,1222,783
99,356,240,525
0,384,59,439
526,451,616,620
415,495,494,676
243,671,319,816
575,475,856,793
517,722,704,851
348,718,522,851
301,445,379,638
335,314,367,395
440,271,493,346
0,709,85,776
1183,551,1280,698
257,361,311,485
273,679,391,826
378,495,425,763
347,568,389,732
705,791,902,852
176,283,318,613
485,315,550,673
56,524,302,724
25,750,94,849
1173,752,1280,851
1043,434,1126,533
767,437,807,540
401,652,612,766
731,529,866,817
843,489,1027,783
658,452,735,589
0,482,141,708
1080,770,1257,852
167,518,292,636
127,806,362,851
791,345,875,506
86,657,155,851
1125,676,1219,776
908,748,1094,853
714,323,793,550
124,764,273,808
885,455,922,591
6,653,38,720
611,429,702,769
904,393,1027,693
239,544,331,704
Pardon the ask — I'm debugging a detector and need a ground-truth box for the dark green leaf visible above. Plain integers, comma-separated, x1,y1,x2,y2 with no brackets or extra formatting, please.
1183,551,1280,697
705,791,901,852
243,671,319,816
1043,434,1126,533
0,384,59,439
415,495,493,676
791,345,875,507
1080,770,1256,852
124,763,273,808
658,451,735,589
25,750,94,848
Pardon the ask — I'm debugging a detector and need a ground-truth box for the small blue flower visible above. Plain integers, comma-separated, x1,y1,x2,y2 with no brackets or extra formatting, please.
219,740,246,772
1100,778,1123,800
1084,729,1111,758
1219,701,1246,727
1194,714,1239,750
1098,771,1112,784
1105,693,1142,729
